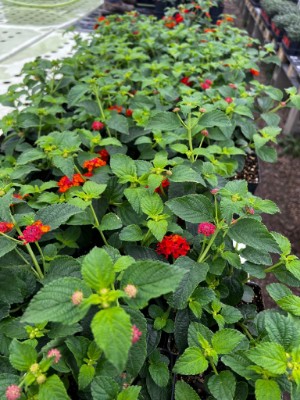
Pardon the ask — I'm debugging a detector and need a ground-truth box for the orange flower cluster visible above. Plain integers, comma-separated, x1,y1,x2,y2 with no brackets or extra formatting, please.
0,222,14,233
163,14,184,29
83,158,106,173
57,174,85,193
108,105,123,113
156,234,190,259
250,68,260,76
18,220,50,244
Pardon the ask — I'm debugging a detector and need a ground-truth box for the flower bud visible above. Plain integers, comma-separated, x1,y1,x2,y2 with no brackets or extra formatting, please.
71,290,84,305
5,385,21,400
172,107,180,112
47,348,61,364
199,107,206,113
201,129,209,137
36,374,47,385
124,284,138,298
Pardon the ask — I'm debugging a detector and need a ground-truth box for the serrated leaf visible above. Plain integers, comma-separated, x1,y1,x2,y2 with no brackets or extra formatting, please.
39,374,70,400
247,342,287,374
0,237,17,259
175,380,201,400
146,111,182,130
208,370,236,400
78,364,95,390
82,247,115,290
52,156,74,178
121,261,186,308
286,259,300,281
16,149,46,165
228,218,280,253
277,295,300,316
170,165,206,185
149,361,169,387
212,329,244,354
166,194,213,223
91,376,119,400
22,278,91,324
119,225,144,242
198,110,230,128
271,232,291,255
222,353,257,380
9,339,37,371
91,307,132,371
141,192,164,217
255,379,281,400
147,219,168,241
264,313,295,348
173,347,208,375
100,213,122,231
107,114,129,134
266,283,292,302
83,181,107,197
67,84,88,107
117,386,141,400
36,203,82,230
110,154,136,183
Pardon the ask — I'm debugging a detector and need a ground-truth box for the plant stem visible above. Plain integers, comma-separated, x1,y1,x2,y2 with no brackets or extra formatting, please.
141,228,152,247
209,358,218,375
14,248,30,265
187,113,195,163
197,229,219,263
35,242,46,272
94,88,112,137
0,232,23,244
264,261,283,273
89,204,109,246
238,322,255,341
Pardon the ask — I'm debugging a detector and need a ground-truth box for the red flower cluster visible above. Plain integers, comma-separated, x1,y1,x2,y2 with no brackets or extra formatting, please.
180,76,192,86
0,222,14,234
225,97,233,103
132,325,142,344
108,105,123,113
204,28,215,33
57,173,85,193
18,220,51,244
91,121,104,131
83,157,106,173
201,79,213,90
154,179,170,194
250,68,260,76
156,234,190,259
198,222,216,237
125,109,133,117
98,148,110,162
174,13,184,23
163,14,184,28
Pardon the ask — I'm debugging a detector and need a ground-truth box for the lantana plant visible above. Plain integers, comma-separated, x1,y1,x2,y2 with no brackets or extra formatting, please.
1,1,300,399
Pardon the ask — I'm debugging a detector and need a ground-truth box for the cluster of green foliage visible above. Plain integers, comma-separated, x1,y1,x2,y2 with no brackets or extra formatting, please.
1,1,300,399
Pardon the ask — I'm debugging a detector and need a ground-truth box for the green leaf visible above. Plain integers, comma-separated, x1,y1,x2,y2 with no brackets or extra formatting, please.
146,111,182,130
170,165,206,185
17,112,40,128
119,225,144,242
36,203,82,230
91,307,132,371
264,313,295,348
22,277,91,324
82,247,115,290
175,381,201,400
271,232,291,255
247,342,287,374
9,339,37,371
173,347,208,375
147,220,168,241
208,370,236,400
255,379,281,400
52,156,74,178
266,283,292,302
141,192,164,217
0,237,17,259
228,218,280,253
212,329,244,354
107,114,129,134
121,261,186,308
78,364,95,390
117,386,141,400
222,353,258,380
83,181,107,197
0,270,27,305
286,259,300,281
67,84,88,107
39,374,70,400
110,154,137,183
234,105,253,119
198,110,230,128
91,376,119,400
100,213,122,231
16,149,46,165
166,194,213,223
277,295,300,316
291,95,300,109
149,361,169,387
172,257,209,309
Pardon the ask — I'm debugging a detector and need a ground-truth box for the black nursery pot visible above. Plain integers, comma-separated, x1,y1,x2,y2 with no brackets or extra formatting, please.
249,0,261,8
271,21,284,42
260,8,271,28
282,34,300,56
209,1,224,24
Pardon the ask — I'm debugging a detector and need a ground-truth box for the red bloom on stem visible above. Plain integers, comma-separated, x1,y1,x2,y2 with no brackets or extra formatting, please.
250,68,260,76
57,174,85,193
201,129,209,137
225,97,233,103
180,76,192,86
125,109,133,117
91,121,104,131
83,158,106,173
131,325,142,344
174,13,184,23
164,16,176,29
156,234,190,259
216,19,223,26
198,222,216,237
5,385,21,400
200,79,213,90
154,179,170,194
18,220,51,245
98,148,110,162
0,222,14,233
228,83,237,89
108,105,123,113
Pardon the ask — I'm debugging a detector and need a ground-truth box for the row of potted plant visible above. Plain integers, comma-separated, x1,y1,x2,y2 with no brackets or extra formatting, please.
1,2,300,399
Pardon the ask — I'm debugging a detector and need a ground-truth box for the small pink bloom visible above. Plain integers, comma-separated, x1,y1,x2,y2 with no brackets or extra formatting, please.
198,222,216,237
201,82,210,90
280,101,286,107
91,121,104,131
229,83,237,89
205,79,213,85
201,129,209,137
124,284,138,298
210,188,219,195
5,385,21,400
132,325,142,344
47,348,61,364
199,107,206,113
246,207,255,215
71,290,84,305
225,97,233,103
